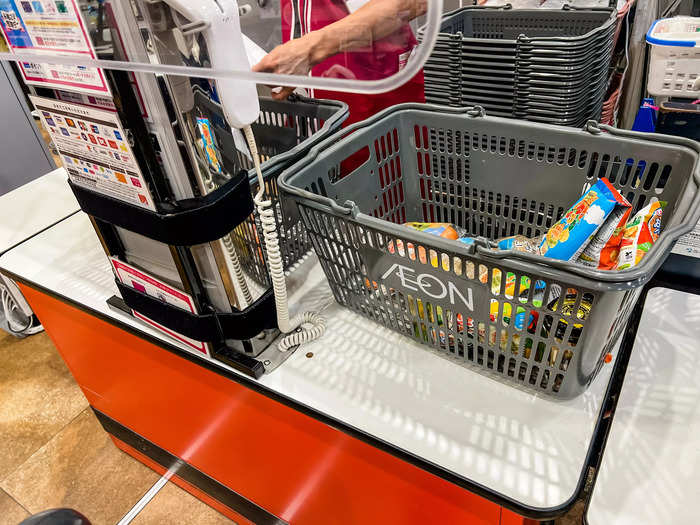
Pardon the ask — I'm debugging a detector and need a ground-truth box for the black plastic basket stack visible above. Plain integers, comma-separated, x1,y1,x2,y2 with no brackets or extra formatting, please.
420,5,616,127
193,88,349,286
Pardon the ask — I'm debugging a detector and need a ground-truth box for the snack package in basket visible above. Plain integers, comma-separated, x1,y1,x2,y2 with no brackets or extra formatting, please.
540,178,625,262
390,223,475,269
486,274,546,352
577,186,632,270
486,271,547,305
497,235,543,254
404,222,463,240
615,200,666,270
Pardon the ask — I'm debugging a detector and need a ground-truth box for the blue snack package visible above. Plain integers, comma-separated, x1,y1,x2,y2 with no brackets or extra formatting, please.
498,237,516,250
497,235,542,254
540,178,620,261
196,117,222,174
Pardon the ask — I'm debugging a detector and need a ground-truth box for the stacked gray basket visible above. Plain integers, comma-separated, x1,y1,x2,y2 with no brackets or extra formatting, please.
420,5,617,127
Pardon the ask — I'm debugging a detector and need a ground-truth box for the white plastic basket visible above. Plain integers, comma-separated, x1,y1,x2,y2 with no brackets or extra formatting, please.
646,17,700,97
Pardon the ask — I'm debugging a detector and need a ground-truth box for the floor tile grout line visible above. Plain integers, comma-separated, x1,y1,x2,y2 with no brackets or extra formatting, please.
116,460,183,525
1,401,167,524
2,487,32,516
0,405,90,490
0,330,89,489
116,471,173,525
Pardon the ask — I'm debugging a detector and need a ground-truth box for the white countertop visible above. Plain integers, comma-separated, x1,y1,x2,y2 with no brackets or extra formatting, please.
588,287,700,525
0,212,621,511
0,168,79,255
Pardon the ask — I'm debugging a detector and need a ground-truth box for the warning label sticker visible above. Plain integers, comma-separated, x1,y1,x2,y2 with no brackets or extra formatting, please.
111,257,210,356
672,221,700,259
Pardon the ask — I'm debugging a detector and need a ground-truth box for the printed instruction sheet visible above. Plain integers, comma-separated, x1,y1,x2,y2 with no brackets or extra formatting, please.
31,95,156,211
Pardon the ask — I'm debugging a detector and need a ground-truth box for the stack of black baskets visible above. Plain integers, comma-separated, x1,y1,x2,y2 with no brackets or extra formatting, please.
192,86,349,287
420,5,617,127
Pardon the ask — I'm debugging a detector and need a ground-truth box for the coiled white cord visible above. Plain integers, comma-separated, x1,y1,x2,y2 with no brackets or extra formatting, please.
200,159,253,307
1,284,32,335
243,125,326,351
222,233,253,306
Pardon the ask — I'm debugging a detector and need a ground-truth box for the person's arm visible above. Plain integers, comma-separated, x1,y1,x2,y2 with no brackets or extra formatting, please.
253,0,427,99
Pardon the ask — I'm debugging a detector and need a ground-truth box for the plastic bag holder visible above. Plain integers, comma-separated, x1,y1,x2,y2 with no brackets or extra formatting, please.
106,292,268,379
114,280,277,343
68,170,254,246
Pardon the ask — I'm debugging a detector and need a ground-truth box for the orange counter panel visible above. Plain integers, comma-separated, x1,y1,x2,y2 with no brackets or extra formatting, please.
20,283,532,525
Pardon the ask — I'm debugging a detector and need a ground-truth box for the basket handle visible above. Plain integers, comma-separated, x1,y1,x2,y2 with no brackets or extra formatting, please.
470,2,513,7
281,108,700,287
279,103,490,217
323,104,488,152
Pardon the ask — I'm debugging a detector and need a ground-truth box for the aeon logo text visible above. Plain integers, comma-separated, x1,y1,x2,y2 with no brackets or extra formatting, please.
381,263,473,310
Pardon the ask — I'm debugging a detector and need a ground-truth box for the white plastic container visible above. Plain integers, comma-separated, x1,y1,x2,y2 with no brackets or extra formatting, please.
646,17,700,97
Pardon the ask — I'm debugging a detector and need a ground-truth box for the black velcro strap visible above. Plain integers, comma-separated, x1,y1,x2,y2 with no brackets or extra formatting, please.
116,281,277,341
69,170,253,246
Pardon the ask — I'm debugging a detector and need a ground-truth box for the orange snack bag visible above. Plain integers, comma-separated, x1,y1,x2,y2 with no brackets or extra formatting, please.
615,201,666,270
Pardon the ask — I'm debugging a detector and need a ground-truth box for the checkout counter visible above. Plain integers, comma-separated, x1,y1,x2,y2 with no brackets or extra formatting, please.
0,168,79,258
0,170,698,524
584,252,700,525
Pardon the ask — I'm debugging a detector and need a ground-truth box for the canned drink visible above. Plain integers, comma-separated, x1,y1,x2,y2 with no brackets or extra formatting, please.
491,301,540,332
541,293,592,345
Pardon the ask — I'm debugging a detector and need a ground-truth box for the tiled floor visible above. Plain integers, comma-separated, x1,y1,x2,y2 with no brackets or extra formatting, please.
0,330,233,525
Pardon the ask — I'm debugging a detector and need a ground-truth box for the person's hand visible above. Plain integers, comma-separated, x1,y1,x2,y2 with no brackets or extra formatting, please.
253,32,325,100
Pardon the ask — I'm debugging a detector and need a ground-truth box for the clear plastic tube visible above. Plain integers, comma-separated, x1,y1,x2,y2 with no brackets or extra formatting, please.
0,0,443,94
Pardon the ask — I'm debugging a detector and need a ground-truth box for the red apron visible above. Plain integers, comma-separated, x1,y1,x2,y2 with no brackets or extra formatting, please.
281,0,425,125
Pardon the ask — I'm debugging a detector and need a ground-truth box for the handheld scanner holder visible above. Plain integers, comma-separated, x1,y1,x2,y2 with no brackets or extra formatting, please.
163,0,260,128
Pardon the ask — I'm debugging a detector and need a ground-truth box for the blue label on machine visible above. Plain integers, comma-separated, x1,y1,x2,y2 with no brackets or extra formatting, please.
0,0,32,48
197,117,223,174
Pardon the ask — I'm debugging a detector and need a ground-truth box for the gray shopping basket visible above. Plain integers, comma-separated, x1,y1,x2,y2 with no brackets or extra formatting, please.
279,104,700,399
192,87,349,286
420,5,617,127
